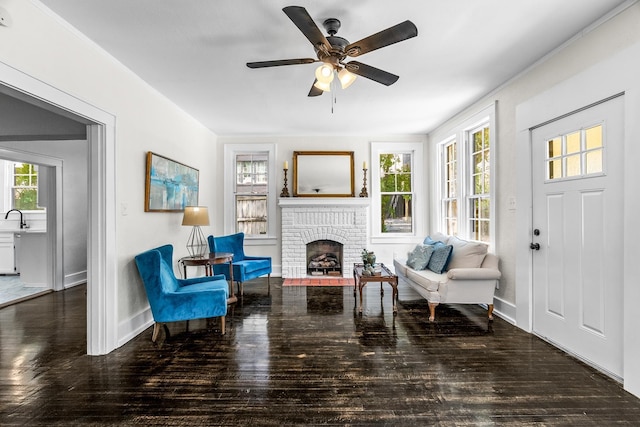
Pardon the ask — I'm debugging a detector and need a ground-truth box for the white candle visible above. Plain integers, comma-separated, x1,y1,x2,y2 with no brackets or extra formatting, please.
284,161,289,170
363,161,367,170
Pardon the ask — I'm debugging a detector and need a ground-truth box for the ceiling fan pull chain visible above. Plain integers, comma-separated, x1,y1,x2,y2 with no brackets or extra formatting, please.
330,77,335,114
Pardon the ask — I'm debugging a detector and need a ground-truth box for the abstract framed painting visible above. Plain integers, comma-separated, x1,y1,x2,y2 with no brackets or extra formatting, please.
144,151,199,212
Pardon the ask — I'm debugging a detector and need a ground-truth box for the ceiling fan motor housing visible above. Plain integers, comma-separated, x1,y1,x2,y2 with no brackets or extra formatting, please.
322,18,341,35
315,19,349,68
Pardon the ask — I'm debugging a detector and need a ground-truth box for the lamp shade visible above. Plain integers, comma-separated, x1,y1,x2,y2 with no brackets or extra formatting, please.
313,80,331,92
338,68,357,89
315,64,334,84
182,206,209,226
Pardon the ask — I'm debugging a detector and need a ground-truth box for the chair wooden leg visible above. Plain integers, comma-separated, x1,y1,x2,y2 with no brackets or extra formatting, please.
487,304,495,321
220,316,226,335
428,302,438,322
152,322,162,342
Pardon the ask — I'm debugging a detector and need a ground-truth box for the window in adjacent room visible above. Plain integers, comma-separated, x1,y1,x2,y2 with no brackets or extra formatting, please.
371,142,424,240
8,162,43,211
224,144,276,242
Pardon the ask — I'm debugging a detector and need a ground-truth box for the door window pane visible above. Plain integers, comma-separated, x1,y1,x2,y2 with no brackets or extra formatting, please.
545,125,604,181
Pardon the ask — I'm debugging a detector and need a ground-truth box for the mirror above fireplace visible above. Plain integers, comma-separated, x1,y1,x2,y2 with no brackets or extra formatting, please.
293,151,354,197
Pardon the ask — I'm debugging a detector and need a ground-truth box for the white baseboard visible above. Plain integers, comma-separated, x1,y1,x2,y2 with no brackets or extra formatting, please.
64,270,87,288
491,296,516,325
118,306,153,347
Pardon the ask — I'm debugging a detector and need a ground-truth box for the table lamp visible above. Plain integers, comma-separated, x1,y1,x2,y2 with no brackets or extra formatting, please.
182,206,209,257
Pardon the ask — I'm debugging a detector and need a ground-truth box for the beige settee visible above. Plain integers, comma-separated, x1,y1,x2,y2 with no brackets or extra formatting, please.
393,232,501,322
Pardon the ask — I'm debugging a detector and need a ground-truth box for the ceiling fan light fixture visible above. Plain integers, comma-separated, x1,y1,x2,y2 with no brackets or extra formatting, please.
313,79,331,92
315,64,334,84
338,68,357,89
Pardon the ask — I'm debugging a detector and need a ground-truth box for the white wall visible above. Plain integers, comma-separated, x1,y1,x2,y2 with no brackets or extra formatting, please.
428,2,640,396
0,1,219,346
216,134,428,273
428,2,640,313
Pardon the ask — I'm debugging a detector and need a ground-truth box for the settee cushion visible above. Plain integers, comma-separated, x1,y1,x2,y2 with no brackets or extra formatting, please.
446,236,489,269
406,244,434,270
426,243,453,274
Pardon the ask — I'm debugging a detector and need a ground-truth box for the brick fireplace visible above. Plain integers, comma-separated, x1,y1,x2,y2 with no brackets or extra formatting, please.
279,198,370,278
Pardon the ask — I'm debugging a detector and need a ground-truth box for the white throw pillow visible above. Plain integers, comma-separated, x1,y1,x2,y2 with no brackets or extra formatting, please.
446,236,488,269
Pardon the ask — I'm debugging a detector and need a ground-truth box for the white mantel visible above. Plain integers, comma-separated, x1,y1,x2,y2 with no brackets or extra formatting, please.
279,197,370,278
278,197,371,208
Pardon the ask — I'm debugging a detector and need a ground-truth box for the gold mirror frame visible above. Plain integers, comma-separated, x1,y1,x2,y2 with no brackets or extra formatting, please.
293,151,355,197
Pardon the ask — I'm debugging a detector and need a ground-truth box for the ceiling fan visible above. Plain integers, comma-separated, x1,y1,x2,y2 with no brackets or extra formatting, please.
246,6,418,96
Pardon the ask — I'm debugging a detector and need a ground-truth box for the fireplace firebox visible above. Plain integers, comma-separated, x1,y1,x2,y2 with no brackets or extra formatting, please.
306,240,343,276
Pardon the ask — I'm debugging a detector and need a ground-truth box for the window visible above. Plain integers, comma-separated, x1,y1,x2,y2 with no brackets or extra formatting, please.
437,104,495,245
235,153,268,235
379,153,413,233
442,139,458,236
371,142,424,240
9,162,43,211
469,125,491,242
224,144,276,242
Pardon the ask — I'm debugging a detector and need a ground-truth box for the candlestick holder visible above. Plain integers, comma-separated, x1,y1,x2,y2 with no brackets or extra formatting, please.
359,168,368,198
280,168,290,197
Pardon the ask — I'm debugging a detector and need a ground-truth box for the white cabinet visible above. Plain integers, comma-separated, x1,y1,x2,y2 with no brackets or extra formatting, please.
0,232,16,274
17,232,47,286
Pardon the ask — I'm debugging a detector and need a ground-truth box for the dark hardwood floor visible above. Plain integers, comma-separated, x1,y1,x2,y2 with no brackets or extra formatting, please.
1,279,639,426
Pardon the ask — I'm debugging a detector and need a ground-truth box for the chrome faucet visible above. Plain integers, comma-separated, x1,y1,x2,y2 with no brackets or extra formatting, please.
4,209,27,229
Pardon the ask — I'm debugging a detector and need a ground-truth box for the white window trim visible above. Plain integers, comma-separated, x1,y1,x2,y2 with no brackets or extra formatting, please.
370,142,425,243
223,143,277,245
439,135,458,235
436,103,496,248
1,159,45,214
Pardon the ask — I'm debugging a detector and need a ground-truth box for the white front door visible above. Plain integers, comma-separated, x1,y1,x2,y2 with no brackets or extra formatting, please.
531,95,624,378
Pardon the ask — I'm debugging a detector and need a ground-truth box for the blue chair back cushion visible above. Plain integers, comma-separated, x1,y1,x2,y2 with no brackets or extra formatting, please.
135,244,227,323
208,232,246,261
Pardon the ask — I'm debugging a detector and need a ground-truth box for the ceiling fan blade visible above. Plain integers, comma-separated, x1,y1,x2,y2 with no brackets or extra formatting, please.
283,6,331,51
308,79,323,97
345,20,418,57
247,58,317,68
345,61,399,86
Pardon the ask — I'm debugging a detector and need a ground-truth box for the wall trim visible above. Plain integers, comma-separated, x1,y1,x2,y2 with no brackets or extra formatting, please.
0,60,118,356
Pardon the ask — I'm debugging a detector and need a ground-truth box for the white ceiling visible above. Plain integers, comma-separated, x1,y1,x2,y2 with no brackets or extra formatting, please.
38,0,630,136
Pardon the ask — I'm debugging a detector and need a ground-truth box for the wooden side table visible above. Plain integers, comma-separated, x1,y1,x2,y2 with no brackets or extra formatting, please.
179,252,237,303
353,263,398,314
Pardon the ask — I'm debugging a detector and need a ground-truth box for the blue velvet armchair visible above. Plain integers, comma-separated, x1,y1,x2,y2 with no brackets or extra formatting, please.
207,232,272,296
134,244,229,342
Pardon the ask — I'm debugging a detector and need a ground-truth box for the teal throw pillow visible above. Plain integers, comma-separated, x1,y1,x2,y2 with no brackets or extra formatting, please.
406,244,434,270
423,236,440,245
426,243,453,274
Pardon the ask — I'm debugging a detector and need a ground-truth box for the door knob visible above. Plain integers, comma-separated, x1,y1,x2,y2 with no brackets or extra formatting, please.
530,243,540,250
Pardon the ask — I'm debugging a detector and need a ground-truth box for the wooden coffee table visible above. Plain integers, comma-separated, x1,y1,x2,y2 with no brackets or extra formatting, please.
179,252,237,303
353,263,398,314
